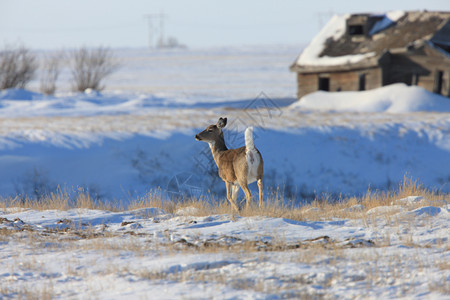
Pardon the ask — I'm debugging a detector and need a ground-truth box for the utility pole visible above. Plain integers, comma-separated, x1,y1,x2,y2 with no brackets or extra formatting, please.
144,12,168,49
159,13,165,48
144,14,153,49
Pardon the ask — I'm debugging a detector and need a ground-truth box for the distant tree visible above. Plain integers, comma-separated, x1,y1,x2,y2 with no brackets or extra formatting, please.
0,45,38,90
70,46,119,92
40,52,63,95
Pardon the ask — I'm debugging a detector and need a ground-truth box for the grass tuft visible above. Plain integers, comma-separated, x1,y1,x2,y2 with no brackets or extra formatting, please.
0,177,447,222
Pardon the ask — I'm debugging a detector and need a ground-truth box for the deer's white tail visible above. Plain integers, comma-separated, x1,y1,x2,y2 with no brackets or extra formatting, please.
245,127,255,150
195,118,264,209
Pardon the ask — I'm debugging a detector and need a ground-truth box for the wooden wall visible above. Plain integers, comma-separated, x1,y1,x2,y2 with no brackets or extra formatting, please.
296,68,382,99
380,46,450,96
410,48,450,96
295,49,450,99
296,73,317,99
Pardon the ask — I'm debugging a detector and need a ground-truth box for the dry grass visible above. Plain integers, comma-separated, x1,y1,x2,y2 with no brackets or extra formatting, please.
0,178,447,222
2,177,441,260
0,187,124,212
0,285,54,300
0,177,447,300
429,277,450,295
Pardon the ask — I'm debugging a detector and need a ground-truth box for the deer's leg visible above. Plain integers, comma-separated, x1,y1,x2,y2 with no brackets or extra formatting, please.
226,181,239,211
231,184,239,201
257,178,263,208
225,181,232,200
231,184,240,209
239,180,253,209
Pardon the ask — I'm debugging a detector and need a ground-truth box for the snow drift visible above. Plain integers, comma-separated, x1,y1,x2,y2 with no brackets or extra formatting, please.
290,83,450,113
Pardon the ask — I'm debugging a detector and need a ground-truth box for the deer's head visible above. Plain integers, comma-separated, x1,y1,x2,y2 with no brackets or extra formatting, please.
195,117,227,143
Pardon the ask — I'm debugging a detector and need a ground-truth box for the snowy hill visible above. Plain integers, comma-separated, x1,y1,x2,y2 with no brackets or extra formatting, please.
0,46,449,202
0,90,449,201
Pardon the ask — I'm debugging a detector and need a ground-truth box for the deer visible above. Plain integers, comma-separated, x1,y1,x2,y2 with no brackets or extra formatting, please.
195,117,263,211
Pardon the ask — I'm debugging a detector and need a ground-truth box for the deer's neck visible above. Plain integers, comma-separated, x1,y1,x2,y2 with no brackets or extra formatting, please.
209,137,227,166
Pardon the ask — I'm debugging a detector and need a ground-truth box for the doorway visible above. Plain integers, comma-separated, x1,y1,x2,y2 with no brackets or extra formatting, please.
318,77,330,91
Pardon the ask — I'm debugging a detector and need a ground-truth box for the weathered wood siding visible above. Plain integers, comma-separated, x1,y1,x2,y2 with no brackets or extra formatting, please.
296,73,317,99
410,48,450,96
416,71,449,96
365,68,382,89
295,52,450,98
330,72,359,91
380,47,450,96
296,68,382,99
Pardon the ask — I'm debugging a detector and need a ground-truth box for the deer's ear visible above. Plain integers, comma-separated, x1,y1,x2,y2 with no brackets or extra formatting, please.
217,117,227,128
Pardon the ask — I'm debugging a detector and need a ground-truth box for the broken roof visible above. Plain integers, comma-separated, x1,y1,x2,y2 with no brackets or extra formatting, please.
291,11,450,73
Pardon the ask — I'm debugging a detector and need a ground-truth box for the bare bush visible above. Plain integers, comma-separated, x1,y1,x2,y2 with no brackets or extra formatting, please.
70,46,119,92
0,45,37,90
40,52,63,95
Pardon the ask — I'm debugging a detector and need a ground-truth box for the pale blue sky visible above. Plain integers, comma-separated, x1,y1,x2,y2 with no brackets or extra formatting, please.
0,0,448,49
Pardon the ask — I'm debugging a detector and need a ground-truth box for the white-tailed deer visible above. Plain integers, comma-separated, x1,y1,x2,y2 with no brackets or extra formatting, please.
195,117,263,210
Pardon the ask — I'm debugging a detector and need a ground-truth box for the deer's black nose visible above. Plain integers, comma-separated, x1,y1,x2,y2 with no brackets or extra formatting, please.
195,134,201,140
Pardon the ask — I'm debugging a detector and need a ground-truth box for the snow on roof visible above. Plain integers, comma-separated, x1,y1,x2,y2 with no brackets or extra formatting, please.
295,11,408,68
295,14,376,67
292,11,450,71
368,11,405,35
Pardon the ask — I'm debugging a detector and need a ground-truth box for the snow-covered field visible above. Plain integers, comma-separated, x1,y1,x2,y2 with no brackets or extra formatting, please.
0,45,449,299
0,84,449,201
1,194,449,299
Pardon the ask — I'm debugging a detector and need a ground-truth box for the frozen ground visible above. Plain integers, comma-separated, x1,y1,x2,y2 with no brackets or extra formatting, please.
0,45,449,299
0,195,449,299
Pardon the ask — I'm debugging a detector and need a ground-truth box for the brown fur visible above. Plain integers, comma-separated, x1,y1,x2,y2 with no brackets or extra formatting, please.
195,118,264,210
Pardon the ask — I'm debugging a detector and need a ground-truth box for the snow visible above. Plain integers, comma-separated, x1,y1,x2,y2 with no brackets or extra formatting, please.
369,11,405,36
0,198,448,299
295,11,407,67
290,83,450,113
0,47,449,201
0,45,449,299
1,110,449,200
411,206,444,217
295,14,375,67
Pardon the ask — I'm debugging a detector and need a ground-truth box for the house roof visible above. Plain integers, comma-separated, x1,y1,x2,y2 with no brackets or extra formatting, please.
291,11,450,73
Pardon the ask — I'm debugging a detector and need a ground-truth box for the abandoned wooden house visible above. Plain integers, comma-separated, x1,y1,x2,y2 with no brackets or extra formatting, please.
290,11,450,99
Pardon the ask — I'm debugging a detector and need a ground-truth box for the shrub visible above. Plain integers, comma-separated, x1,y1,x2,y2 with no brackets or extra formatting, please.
0,45,37,90
40,52,63,95
70,46,119,92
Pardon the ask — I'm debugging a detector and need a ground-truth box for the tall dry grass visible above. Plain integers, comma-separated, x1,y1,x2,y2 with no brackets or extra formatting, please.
0,187,123,212
1,178,447,221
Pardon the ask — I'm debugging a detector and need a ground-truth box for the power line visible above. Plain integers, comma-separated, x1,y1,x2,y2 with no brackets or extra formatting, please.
143,12,168,49
1,23,140,34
